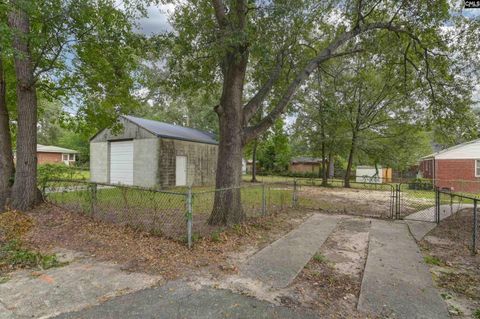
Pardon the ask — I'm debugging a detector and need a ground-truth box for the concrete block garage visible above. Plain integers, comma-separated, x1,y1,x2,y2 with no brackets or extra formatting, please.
90,115,218,188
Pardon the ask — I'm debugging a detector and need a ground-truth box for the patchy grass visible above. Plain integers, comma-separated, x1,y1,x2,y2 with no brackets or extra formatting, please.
312,253,327,263
0,239,64,275
420,209,480,317
437,272,480,299
424,255,443,266
474,309,480,319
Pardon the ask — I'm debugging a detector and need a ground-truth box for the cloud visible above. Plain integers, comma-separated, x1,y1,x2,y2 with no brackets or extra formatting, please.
136,4,174,35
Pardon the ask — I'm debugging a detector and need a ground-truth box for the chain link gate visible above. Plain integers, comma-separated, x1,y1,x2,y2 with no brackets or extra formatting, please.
394,182,437,222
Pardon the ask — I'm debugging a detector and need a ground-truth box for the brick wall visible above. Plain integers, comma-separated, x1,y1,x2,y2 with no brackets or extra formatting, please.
37,152,63,164
419,159,434,179
435,159,480,193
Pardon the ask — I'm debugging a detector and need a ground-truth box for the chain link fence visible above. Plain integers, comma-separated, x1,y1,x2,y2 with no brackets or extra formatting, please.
436,190,479,255
43,180,187,239
42,180,297,247
294,180,395,219
42,177,480,250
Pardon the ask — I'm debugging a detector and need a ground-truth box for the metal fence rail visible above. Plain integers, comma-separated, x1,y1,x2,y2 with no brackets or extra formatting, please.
42,178,480,251
436,189,479,255
42,179,297,248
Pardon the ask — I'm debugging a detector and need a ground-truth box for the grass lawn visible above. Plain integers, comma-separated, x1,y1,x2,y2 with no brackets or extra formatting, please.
45,182,293,218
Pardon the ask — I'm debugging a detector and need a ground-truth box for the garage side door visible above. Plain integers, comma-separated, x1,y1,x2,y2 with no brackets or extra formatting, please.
175,155,187,186
110,141,134,185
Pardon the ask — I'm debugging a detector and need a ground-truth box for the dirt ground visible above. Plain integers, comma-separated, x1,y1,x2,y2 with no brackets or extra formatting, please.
1,204,382,318
19,204,311,280
419,209,480,318
283,218,373,318
298,186,393,218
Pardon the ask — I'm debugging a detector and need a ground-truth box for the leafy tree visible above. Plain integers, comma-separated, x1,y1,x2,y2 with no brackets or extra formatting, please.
1,0,150,210
257,119,291,174
165,0,478,224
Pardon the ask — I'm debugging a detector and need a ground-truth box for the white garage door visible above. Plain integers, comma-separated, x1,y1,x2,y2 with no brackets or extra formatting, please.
175,155,187,186
110,141,134,185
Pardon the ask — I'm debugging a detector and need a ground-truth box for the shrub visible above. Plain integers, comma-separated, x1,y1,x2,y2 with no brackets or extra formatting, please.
38,163,87,186
408,178,434,190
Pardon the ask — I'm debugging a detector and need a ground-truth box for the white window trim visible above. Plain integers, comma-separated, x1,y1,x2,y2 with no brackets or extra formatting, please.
476,159,480,177
62,153,69,161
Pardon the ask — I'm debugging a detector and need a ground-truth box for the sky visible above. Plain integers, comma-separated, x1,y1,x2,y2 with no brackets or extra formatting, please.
136,5,174,35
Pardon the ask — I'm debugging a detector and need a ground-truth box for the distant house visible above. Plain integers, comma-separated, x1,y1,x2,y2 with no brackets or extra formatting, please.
355,166,392,183
418,139,480,192
36,144,78,166
245,159,260,174
90,115,218,188
289,157,334,177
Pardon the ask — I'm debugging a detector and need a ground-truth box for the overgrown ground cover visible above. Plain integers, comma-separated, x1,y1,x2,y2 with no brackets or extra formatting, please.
0,211,64,282
420,209,480,318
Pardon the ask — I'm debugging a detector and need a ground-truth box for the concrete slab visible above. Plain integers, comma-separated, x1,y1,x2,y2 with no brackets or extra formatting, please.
405,204,474,222
0,258,162,319
53,281,318,319
241,213,342,288
358,220,449,319
405,220,437,241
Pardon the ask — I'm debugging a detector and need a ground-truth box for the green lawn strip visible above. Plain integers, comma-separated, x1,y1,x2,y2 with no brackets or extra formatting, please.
46,185,293,218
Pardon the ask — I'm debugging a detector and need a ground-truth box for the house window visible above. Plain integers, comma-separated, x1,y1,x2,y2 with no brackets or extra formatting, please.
476,160,480,177
69,154,75,161
62,154,69,161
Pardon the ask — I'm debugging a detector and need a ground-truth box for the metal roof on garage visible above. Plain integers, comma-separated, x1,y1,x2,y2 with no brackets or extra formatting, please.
122,115,218,145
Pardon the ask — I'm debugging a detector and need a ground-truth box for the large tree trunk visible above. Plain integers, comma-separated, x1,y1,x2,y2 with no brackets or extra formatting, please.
208,50,248,225
251,139,258,183
0,54,14,211
8,5,40,210
344,133,357,188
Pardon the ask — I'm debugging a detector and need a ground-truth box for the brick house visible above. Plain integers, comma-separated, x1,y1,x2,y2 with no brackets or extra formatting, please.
289,157,334,177
90,115,218,188
418,139,480,193
36,144,78,165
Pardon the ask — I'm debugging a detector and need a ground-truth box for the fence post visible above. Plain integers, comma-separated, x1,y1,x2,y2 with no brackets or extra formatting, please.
186,187,193,249
292,179,298,208
435,188,441,225
473,199,477,255
395,184,400,219
262,183,266,215
90,183,97,215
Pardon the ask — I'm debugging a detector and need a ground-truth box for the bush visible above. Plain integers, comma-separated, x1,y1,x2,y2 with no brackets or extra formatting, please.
38,164,87,187
408,178,434,190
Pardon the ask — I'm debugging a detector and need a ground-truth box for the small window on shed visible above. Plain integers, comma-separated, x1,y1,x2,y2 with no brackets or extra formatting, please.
476,160,480,177
62,154,68,161
69,154,75,161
